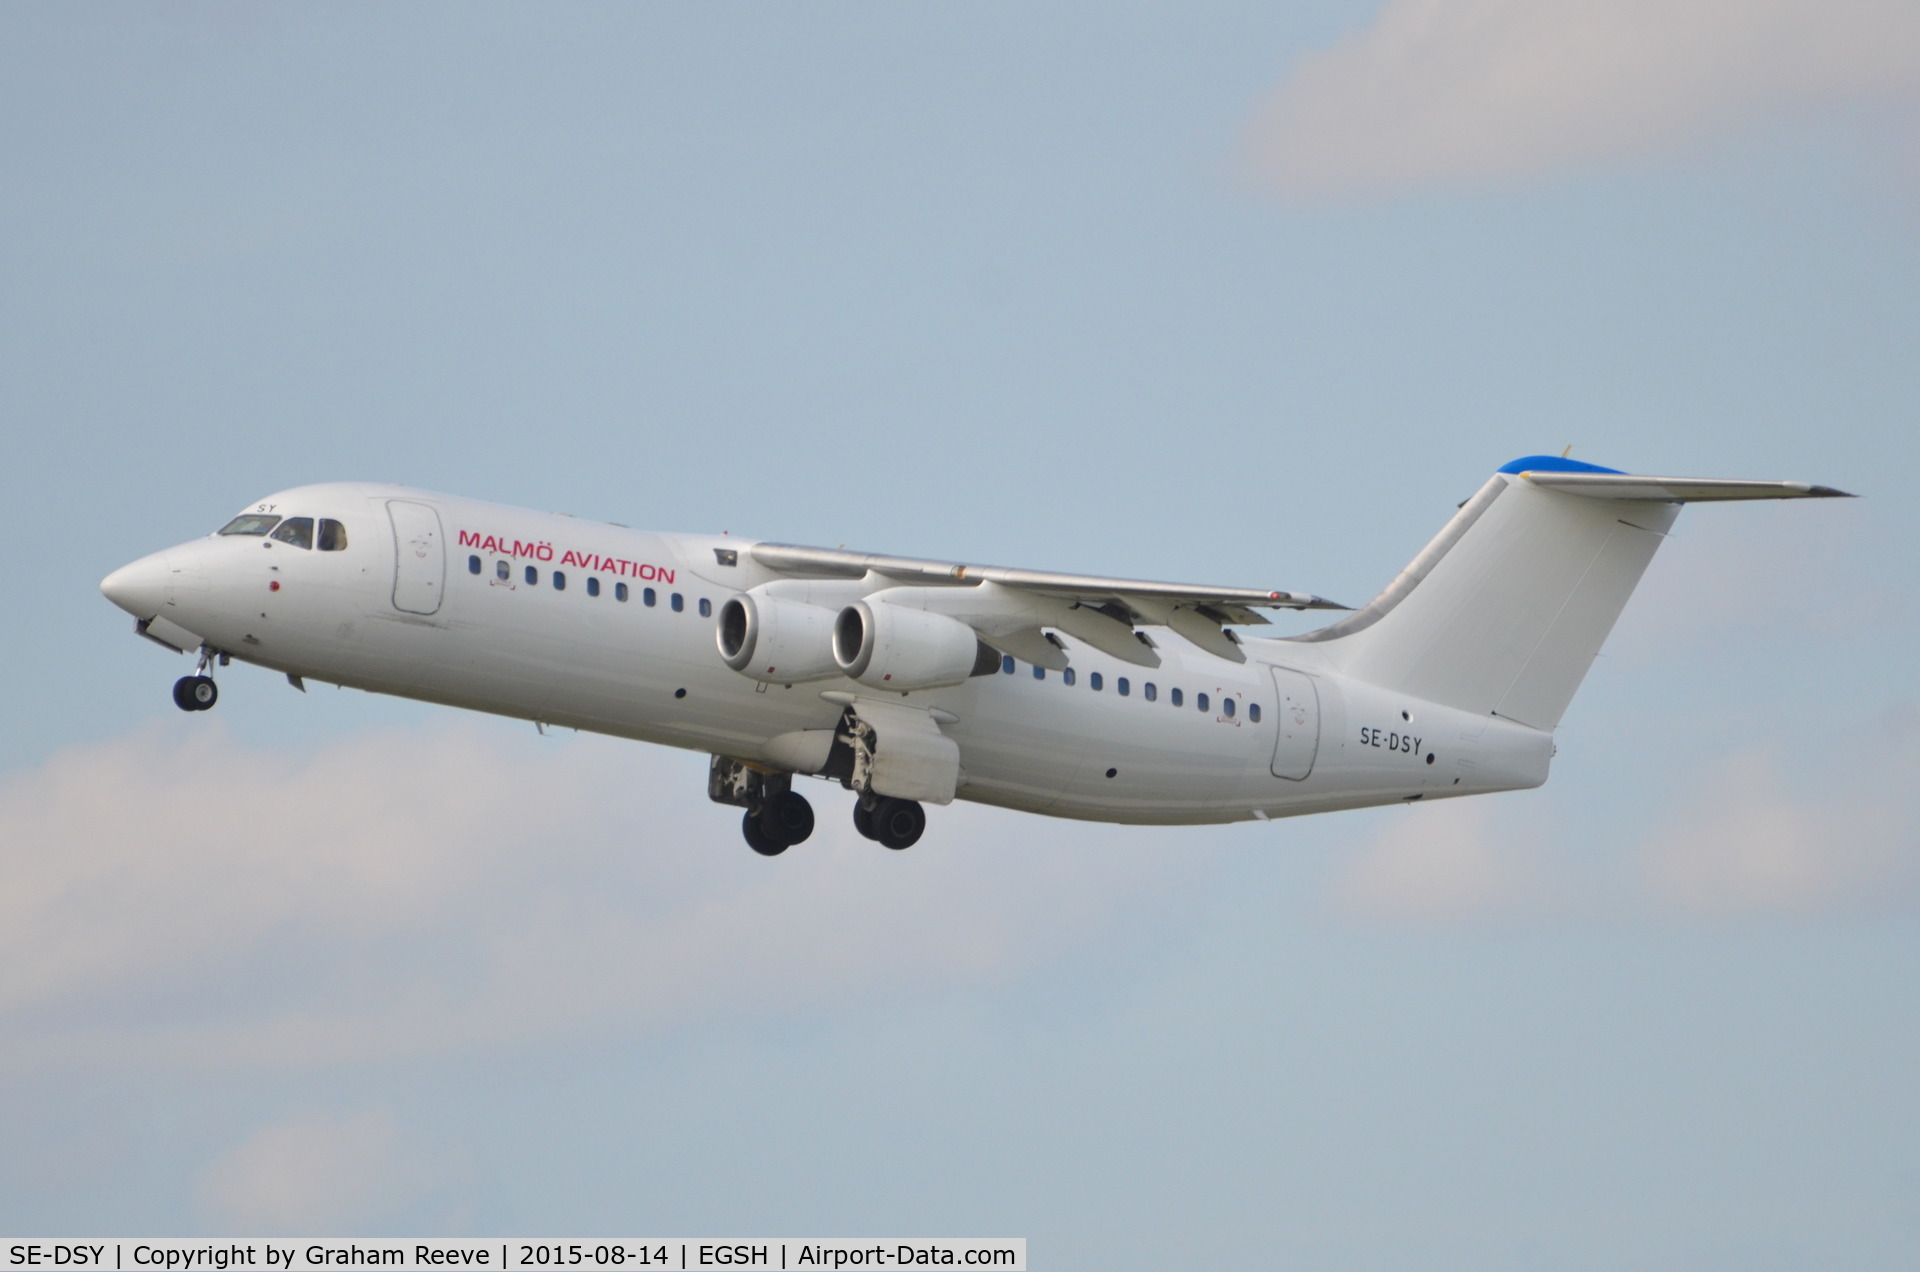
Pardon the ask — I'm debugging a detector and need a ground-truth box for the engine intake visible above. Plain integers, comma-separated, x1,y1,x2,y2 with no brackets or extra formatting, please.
716,594,840,683
833,600,997,691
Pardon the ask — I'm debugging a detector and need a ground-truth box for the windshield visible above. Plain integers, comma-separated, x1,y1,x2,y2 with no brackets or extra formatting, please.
269,516,315,549
218,514,281,537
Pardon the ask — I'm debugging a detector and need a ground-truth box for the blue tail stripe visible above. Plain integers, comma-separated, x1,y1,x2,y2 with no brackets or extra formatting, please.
1497,455,1625,475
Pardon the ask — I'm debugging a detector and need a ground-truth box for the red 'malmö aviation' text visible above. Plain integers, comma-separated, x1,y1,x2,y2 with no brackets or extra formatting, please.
457,530,676,582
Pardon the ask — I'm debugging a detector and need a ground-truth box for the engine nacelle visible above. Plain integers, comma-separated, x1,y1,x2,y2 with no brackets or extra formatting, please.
833,601,992,691
716,593,841,683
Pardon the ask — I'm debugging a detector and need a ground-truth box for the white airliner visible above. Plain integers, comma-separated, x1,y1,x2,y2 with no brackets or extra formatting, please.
100,457,1847,854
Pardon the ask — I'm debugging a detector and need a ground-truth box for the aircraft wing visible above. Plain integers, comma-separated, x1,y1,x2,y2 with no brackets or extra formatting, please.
749,542,1347,666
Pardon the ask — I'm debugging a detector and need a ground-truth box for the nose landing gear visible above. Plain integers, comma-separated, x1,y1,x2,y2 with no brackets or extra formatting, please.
172,648,223,712
172,676,217,711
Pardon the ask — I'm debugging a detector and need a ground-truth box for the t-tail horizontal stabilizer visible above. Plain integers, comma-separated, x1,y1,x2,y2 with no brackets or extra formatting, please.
1515,471,1854,502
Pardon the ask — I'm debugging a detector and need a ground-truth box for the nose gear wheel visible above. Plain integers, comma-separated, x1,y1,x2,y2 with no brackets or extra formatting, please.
173,675,217,711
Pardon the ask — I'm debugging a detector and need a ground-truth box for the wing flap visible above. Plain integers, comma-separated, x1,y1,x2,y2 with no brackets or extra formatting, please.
979,626,1073,671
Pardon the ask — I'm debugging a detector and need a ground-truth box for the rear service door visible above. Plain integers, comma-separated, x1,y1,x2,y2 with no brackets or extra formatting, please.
388,500,445,616
1268,665,1320,780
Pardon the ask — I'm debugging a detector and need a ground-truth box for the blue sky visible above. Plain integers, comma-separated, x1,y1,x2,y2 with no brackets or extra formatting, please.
2,2,1917,1265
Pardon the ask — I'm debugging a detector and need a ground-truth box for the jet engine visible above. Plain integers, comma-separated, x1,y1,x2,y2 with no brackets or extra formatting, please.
833,600,996,691
716,594,841,683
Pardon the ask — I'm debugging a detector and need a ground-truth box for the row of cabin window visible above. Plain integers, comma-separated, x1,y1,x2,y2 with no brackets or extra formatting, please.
467,555,713,615
463,555,1253,719
465,553,1248,717
997,653,1260,721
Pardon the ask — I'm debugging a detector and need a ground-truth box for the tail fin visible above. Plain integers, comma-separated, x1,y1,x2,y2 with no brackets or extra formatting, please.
1295,457,1850,730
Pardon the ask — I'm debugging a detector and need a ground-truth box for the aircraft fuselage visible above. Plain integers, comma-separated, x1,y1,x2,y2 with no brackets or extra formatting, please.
101,482,1551,833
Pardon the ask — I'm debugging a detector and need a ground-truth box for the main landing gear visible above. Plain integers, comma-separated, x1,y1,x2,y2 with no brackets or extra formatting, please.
172,648,222,712
853,795,926,850
710,756,818,857
709,755,929,855
742,790,816,857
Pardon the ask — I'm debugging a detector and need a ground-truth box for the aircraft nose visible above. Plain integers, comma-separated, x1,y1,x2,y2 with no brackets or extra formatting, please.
100,552,171,618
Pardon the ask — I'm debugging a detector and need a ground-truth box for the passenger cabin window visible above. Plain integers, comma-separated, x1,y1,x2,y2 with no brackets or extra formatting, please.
671,592,683,612
1171,688,1184,707
496,560,510,581
644,587,657,607
1223,697,1235,718
553,571,567,591
468,555,481,575
1090,672,1103,691
1118,677,1130,697
269,517,314,549
1032,666,1045,680
1249,703,1261,723
698,597,712,618
525,565,539,585
587,577,600,597
317,519,348,551
218,514,280,536
1197,692,1210,713
1001,654,1015,675
1144,682,1157,702
615,582,629,602
1063,668,1076,686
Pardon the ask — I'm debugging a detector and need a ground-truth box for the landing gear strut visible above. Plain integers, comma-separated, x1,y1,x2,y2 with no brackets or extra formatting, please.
837,708,931,850
172,648,220,712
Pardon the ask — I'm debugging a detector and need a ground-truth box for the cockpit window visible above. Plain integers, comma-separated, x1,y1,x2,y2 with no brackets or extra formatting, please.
269,516,315,549
317,518,348,551
218,514,281,537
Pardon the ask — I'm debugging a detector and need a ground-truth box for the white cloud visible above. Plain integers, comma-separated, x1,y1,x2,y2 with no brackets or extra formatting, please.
1244,0,1920,198
195,1109,442,1233
1332,797,1548,920
0,723,1197,1071
1640,731,1920,915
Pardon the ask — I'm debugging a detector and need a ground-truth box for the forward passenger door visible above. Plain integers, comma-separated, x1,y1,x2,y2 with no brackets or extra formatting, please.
387,500,446,616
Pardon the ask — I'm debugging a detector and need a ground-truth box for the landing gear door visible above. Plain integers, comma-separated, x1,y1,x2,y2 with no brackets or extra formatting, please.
1268,665,1320,780
387,500,446,616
